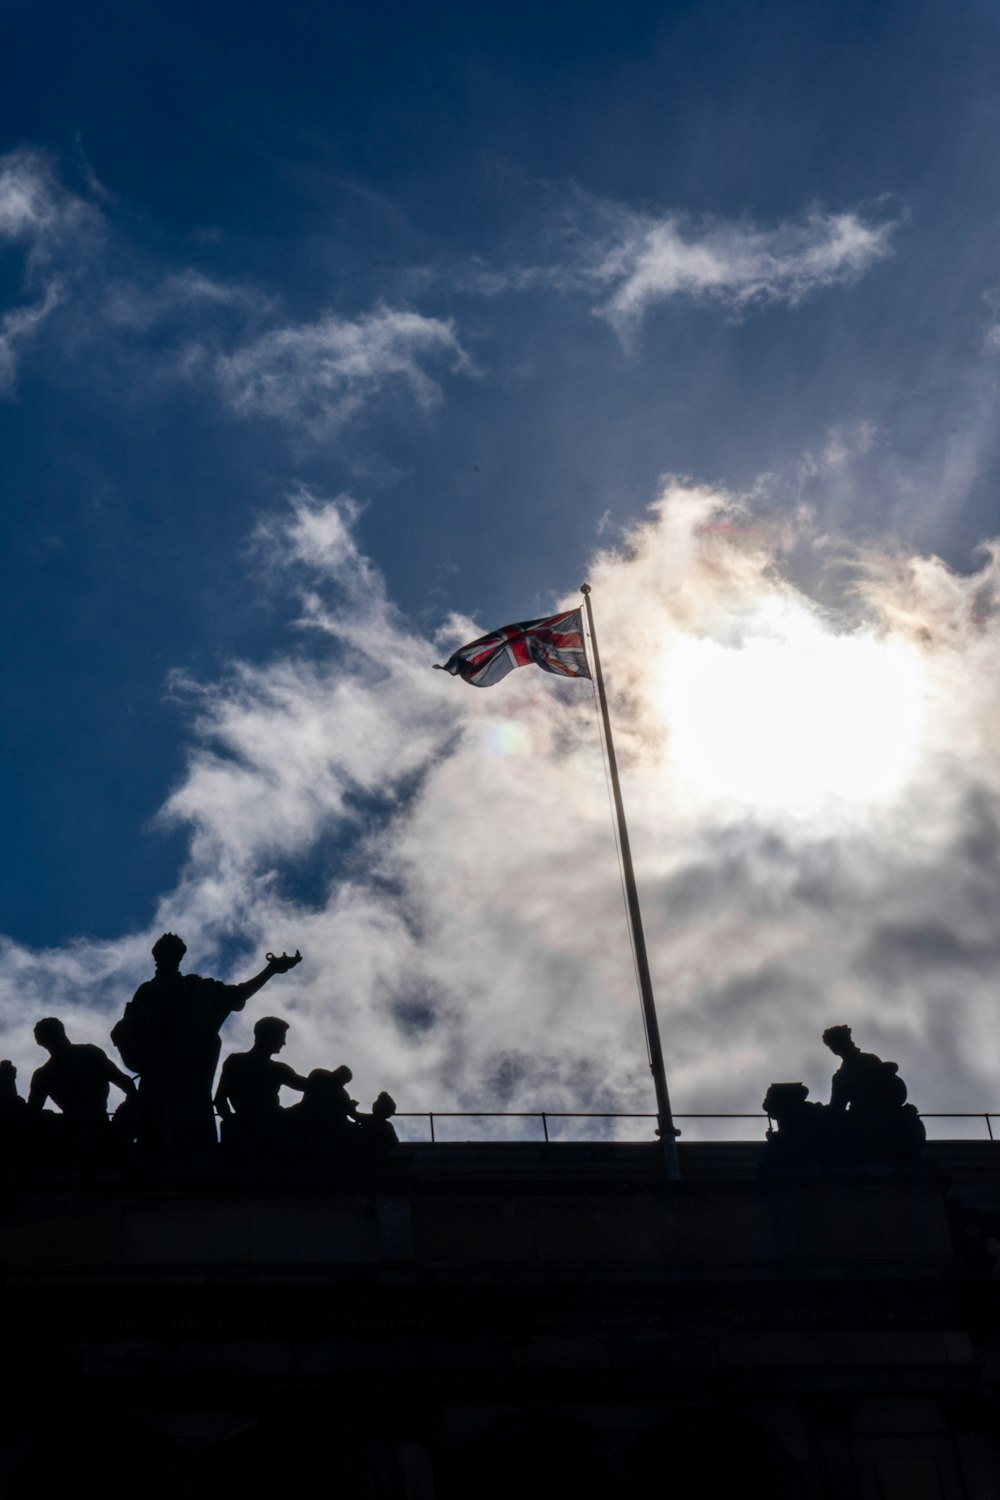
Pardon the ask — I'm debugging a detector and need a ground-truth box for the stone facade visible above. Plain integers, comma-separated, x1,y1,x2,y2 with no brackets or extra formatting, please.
3,1140,1000,1497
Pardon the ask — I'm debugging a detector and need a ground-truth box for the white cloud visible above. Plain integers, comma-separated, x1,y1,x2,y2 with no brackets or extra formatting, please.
595,209,893,334
215,305,470,436
0,148,472,435
0,150,270,396
0,147,96,254
4,483,1000,1139
460,198,893,338
0,149,893,421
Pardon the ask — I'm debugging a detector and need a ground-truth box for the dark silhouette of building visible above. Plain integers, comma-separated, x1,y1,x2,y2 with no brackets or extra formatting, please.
3,1129,1000,1497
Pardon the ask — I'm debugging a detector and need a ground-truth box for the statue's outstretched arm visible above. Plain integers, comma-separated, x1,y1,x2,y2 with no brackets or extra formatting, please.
228,950,303,1009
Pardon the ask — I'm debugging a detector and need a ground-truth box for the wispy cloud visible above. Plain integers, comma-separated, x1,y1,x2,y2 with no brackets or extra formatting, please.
0,148,894,421
3,482,1000,1129
102,269,268,332
0,147,98,257
214,306,470,436
981,289,1000,354
0,280,62,393
595,208,893,334
0,148,469,436
458,196,893,338
0,148,101,391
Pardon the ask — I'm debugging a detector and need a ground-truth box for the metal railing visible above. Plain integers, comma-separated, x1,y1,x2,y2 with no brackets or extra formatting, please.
394,1110,1000,1144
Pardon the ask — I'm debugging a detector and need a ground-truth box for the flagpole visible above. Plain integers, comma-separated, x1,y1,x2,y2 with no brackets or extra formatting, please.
580,584,681,1181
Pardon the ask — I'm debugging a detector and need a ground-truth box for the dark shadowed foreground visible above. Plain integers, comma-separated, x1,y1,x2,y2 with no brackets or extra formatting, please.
2,1136,999,1499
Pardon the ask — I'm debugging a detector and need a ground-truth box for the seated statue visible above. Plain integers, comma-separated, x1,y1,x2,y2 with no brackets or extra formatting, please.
759,1082,827,1178
823,1024,925,1169
28,1018,137,1161
761,1026,925,1178
0,1059,27,1159
214,1016,309,1155
286,1065,360,1160
824,1024,907,1112
0,1059,24,1118
357,1092,400,1156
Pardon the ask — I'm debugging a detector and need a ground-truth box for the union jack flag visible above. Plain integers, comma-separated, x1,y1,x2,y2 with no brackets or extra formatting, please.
436,608,591,688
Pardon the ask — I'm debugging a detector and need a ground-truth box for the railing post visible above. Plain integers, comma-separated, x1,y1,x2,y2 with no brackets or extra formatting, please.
987,1114,995,1142
541,1112,549,1143
429,1112,436,1143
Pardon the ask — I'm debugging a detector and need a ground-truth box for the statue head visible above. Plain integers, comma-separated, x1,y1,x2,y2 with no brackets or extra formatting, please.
822,1024,855,1058
151,932,187,972
253,1016,289,1052
331,1064,353,1086
372,1091,396,1120
33,1017,67,1051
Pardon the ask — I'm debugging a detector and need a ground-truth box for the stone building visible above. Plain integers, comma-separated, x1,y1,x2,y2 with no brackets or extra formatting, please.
3,1137,1000,1497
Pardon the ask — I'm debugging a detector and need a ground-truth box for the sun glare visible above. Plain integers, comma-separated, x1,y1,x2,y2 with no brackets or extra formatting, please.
660,602,926,814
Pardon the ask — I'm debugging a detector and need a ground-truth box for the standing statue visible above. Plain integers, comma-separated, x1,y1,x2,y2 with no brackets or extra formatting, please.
111,933,302,1156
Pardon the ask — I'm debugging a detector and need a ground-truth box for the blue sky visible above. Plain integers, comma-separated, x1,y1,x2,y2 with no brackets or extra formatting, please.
3,0,1000,1127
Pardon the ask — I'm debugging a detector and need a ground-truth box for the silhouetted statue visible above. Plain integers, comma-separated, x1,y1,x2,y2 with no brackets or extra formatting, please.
28,1017,136,1157
824,1025,906,1112
111,933,302,1156
286,1064,359,1159
357,1091,400,1156
761,1027,925,1179
822,1024,925,1169
759,1082,827,1178
0,1059,24,1119
0,1059,27,1159
214,1016,308,1153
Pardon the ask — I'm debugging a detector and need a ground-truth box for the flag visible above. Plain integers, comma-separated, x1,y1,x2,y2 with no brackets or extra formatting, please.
435,608,591,688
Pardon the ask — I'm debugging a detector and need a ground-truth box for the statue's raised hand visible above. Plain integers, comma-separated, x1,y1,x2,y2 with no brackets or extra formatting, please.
266,949,302,973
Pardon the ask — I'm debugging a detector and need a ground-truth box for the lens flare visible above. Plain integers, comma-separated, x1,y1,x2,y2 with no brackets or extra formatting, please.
659,600,926,813
480,719,532,756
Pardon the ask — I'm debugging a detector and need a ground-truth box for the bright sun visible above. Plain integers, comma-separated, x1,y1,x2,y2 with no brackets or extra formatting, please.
659,599,927,814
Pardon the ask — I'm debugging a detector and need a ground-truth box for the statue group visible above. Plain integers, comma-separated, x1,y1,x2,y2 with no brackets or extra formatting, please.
760,1024,926,1178
0,931,926,1180
0,933,400,1172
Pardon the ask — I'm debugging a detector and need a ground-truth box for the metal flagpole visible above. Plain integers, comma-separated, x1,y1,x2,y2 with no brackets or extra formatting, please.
580,584,681,1181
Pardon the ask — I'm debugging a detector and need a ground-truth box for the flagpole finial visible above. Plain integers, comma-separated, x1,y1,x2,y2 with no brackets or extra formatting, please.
580,583,591,595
